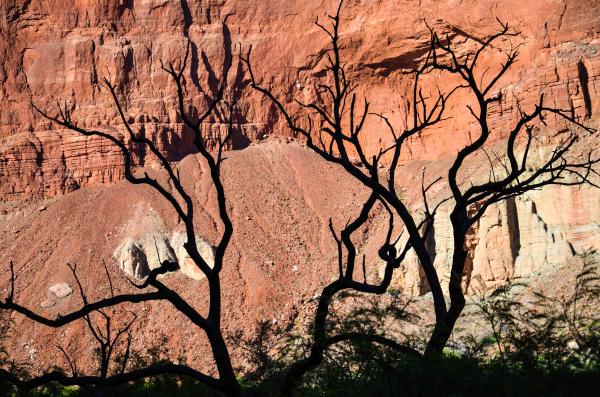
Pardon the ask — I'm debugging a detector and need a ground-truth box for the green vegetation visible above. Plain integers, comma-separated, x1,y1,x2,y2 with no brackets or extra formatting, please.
3,253,600,396
5,351,599,397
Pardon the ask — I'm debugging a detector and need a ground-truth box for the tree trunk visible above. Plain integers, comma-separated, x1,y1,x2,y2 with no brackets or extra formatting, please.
206,324,242,397
425,214,469,356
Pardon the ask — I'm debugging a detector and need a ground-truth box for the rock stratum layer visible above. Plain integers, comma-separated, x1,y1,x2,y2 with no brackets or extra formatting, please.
1,0,599,197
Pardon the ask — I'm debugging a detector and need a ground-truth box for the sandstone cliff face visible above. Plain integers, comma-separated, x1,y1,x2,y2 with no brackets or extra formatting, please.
384,184,600,296
0,1,599,294
1,0,599,197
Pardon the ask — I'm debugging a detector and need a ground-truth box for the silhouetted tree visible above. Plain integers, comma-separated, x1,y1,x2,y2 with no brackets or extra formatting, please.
0,24,245,397
242,0,599,392
1,2,598,396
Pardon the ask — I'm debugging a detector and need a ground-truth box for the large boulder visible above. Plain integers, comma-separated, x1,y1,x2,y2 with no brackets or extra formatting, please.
170,231,215,281
113,235,177,279
114,238,150,279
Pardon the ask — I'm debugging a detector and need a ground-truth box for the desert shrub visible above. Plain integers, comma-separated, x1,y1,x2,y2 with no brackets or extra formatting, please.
6,254,600,396
462,251,600,373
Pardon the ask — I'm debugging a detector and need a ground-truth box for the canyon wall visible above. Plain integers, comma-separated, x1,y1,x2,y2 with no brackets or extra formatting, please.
0,0,599,296
1,0,599,198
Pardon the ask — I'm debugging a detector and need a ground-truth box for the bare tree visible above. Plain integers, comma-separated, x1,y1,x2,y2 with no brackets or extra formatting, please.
1,2,598,396
242,0,599,391
0,24,246,397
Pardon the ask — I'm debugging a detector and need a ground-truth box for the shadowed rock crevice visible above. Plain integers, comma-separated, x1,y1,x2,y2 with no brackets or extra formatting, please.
578,60,592,119
180,0,192,34
506,197,521,261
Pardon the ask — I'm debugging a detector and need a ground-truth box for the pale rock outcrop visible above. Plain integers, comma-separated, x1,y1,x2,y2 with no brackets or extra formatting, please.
143,234,178,273
513,198,575,277
170,231,215,281
387,190,584,296
114,231,214,281
113,203,177,279
48,282,72,299
115,238,150,279
526,185,600,253
112,203,214,280
469,198,519,287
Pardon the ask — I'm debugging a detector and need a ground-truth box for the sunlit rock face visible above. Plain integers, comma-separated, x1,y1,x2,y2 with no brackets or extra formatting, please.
0,1,599,295
383,184,600,296
170,231,215,281
1,0,599,198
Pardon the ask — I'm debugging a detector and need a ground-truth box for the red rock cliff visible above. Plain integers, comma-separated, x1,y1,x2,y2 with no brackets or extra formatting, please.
0,0,599,198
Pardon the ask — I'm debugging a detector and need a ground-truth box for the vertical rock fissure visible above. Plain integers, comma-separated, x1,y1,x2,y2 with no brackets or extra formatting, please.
506,197,521,264
577,60,592,119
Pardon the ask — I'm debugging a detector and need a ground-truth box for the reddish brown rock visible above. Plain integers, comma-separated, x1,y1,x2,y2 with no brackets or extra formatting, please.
0,0,600,374
1,0,599,198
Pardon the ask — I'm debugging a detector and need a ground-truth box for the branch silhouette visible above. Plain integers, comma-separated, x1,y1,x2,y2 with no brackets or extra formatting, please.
1,22,244,397
242,0,599,392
